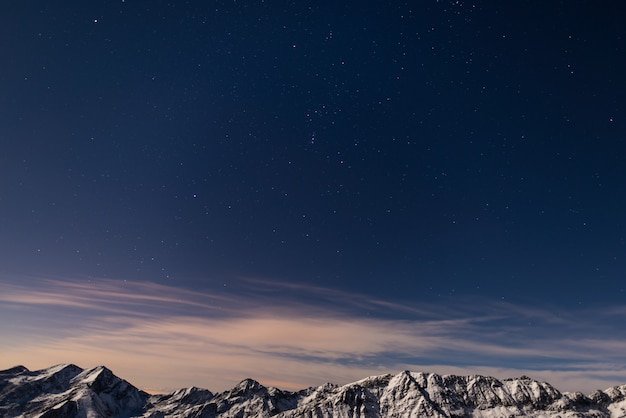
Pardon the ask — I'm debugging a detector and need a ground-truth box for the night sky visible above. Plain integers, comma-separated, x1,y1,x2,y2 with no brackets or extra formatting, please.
2,1,626,393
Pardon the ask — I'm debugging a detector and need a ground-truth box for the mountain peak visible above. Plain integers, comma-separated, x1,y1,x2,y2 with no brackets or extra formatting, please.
0,365,29,376
42,363,84,376
233,377,265,393
72,365,112,385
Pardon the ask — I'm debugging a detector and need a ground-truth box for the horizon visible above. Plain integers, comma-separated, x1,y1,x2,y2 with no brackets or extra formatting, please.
6,361,625,396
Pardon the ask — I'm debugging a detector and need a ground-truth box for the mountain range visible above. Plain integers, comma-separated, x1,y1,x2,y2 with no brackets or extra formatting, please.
1,364,626,417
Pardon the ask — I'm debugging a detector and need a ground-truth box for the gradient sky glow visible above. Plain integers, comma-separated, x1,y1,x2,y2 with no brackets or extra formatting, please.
2,277,626,393
1,1,626,394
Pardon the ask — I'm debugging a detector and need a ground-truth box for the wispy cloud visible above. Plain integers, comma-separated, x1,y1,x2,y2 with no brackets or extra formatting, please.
1,276,625,393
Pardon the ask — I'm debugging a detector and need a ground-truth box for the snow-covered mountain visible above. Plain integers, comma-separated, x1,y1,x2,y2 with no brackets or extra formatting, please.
2,364,626,417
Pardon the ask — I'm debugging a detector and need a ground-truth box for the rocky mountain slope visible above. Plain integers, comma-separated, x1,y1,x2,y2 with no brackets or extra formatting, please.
2,364,626,417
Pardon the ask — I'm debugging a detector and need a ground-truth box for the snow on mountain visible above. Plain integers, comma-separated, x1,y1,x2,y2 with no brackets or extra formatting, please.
0,364,147,418
2,364,626,417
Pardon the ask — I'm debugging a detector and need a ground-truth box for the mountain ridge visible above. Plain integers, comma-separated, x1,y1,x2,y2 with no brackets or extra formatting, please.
2,364,626,417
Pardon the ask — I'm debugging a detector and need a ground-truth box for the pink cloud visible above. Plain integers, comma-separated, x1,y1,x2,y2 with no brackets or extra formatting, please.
2,277,626,393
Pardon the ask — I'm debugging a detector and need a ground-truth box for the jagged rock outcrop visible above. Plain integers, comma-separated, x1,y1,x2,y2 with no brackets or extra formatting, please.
0,364,147,417
2,364,626,417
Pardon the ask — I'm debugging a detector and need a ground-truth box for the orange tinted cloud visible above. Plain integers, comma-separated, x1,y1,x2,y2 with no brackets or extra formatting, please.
1,277,625,393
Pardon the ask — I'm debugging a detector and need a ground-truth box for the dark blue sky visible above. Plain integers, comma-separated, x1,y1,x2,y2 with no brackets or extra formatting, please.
2,2,626,388
4,0,623,305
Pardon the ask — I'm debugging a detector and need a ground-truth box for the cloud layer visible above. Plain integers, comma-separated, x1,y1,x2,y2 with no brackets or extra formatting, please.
1,276,625,393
